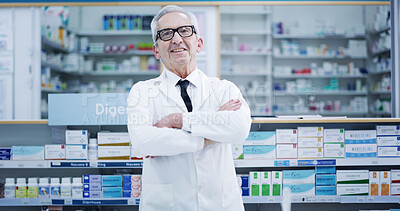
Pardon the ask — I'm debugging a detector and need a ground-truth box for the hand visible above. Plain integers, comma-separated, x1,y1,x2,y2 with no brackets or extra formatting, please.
154,113,183,129
218,99,242,111
204,138,216,147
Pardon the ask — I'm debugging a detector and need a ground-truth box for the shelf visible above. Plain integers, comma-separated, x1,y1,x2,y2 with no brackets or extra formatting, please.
252,117,400,124
369,70,391,75
78,30,152,36
370,25,391,35
41,61,78,74
0,198,140,206
370,90,391,94
0,120,48,124
80,71,160,76
80,50,154,56
221,51,272,56
371,111,391,116
273,34,365,39
274,55,367,59
244,93,271,97
373,48,391,56
0,160,143,168
242,196,399,204
273,75,367,79
220,10,271,15
273,111,367,116
41,88,66,93
41,36,72,53
274,90,368,96
221,72,270,76
221,31,272,35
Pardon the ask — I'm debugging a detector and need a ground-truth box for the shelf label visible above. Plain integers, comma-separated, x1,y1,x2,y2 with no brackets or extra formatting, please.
36,163,45,168
72,199,128,205
366,197,374,202
356,197,365,203
22,198,29,205
316,159,336,165
40,198,52,205
274,160,290,166
267,197,275,202
297,159,336,166
50,162,90,168
306,197,317,202
52,199,65,205
128,198,140,205
298,160,317,166
97,162,142,168
65,199,72,205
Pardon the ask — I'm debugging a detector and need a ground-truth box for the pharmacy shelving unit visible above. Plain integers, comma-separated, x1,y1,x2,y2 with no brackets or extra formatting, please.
272,33,369,117
367,25,392,117
219,5,273,116
1,118,400,210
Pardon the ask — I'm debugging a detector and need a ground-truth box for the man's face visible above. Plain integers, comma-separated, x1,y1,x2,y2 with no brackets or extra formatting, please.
153,12,203,70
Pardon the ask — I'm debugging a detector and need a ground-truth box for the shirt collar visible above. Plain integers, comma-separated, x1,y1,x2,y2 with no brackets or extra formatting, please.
164,67,201,88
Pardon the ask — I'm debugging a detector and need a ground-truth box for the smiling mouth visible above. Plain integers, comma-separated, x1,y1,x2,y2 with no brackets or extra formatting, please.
171,48,186,52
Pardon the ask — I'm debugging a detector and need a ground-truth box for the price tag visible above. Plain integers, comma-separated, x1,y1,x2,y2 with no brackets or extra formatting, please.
357,197,365,203
372,160,378,165
65,199,72,205
52,161,61,166
37,163,45,168
18,163,24,168
327,197,335,202
267,197,275,202
306,197,317,202
90,161,97,167
289,160,297,166
128,199,136,205
22,198,29,205
40,198,51,205
291,197,301,202
366,197,374,202
319,198,327,202
0,163,4,167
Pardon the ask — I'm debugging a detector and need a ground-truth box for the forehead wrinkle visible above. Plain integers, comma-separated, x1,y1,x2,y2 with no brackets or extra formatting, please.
157,12,191,31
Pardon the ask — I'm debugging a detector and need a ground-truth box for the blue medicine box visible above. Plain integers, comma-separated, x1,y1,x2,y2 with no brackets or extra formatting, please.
102,175,122,187
316,166,336,174
123,183,133,191
83,175,101,184
241,187,249,196
123,175,132,183
103,187,123,198
0,155,11,160
83,183,102,192
0,148,11,155
83,191,102,198
123,190,131,198
316,174,336,186
316,186,336,195
238,175,249,188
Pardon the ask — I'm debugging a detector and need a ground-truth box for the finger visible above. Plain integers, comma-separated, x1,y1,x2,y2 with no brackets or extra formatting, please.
145,156,150,158
218,99,234,111
224,101,241,111
150,156,155,159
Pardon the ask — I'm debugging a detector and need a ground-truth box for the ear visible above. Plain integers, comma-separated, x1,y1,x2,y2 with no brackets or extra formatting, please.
153,44,161,60
196,38,203,53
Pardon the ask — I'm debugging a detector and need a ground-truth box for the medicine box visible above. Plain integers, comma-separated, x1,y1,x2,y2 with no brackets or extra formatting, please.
298,137,323,148
283,170,315,184
241,187,250,196
249,172,261,196
123,175,141,184
345,144,377,158
237,175,249,188
272,171,282,196
245,131,276,145
377,136,400,146
298,127,323,137
83,175,102,184
83,183,102,192
345,130,376,143
324,142,345,158
102,187,123,198
381,171,390,195
66,145,88,160
276,144,297,159
316,186,336,195
378,146,400,157
12,146,44,160
337,170,369,184
391,184,400,195
316,174,336,186
45,145,66,160
323,129,345,143
102,175,122,187
283,184,315,196
377,125,400,136
0,155,11,160
369,171,379,196
66,130,88,145
298,147,323,159
232,144,243,159
97,132,130,146
391,170,400,183
0,147,11,155
316,166,336,174
83,191,102,198
98,146,130,160
123,190,132,198
243,145,275,160
337,184,369,196
276,129,297,144
260,172,271,196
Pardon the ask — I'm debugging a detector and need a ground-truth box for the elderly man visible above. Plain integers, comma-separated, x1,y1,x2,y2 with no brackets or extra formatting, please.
127,5,252,211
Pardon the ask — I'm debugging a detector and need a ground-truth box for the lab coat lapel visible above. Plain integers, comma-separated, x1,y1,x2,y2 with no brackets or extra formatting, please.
195,72,216,111
157,72,187,112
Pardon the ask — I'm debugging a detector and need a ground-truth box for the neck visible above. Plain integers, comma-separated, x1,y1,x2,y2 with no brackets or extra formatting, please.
165,60,197,79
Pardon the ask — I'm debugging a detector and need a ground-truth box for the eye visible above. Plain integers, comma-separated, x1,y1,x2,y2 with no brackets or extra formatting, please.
161,30,173,37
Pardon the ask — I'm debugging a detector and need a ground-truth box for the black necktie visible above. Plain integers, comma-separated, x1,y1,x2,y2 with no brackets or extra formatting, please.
177,80,193,112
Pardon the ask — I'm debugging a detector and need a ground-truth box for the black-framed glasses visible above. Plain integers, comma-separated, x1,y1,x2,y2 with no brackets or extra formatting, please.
156,25,196,41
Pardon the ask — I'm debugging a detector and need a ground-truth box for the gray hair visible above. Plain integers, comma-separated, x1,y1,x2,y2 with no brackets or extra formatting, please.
151,5,200,45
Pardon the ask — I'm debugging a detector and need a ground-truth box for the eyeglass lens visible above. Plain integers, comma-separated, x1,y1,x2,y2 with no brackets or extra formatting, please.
158,25,194,41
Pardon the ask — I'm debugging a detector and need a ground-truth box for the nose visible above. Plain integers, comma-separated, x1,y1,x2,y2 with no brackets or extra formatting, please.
171,31,183,44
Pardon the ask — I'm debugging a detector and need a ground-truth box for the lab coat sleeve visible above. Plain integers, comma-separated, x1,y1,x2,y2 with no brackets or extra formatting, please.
183,80,252,145
127,82,204,156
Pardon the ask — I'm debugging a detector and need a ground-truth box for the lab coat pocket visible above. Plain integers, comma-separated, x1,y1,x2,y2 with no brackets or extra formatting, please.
141,184,175,211
222,180,244,211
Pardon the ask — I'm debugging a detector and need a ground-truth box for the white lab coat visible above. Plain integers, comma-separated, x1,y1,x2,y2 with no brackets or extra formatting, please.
127,69,252,211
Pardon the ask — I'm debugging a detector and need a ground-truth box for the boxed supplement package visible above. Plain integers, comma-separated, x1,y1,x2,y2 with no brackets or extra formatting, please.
298,127,323,137
376,125,400,136
283,170,315,184
271,171,282,196
324,143,345,158
249,172,261,196
231,144,243,159
45,145,66,160
298,147,323,159
66,130,88,145
245,131,276,145
97,132,130,146
66,145,88,160
276,129,297,144
98,146,130,160
12,146,44,160
337,170,369,184
298,137,323,148
276,144,297,159
323,129,345,143
243,145,275,160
